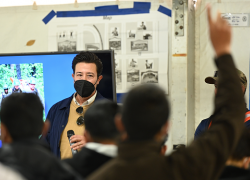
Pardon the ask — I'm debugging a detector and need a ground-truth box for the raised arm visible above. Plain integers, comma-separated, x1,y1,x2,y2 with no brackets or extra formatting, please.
166,5,245,180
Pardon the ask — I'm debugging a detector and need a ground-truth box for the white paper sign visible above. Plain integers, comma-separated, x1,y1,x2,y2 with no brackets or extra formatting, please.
222,13,249,27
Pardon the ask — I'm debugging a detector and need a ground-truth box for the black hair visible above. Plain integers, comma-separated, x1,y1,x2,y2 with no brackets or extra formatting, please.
0,93,44,140
231,128,250,161
122,84,170,141
72,51,103,76
84,100,119,141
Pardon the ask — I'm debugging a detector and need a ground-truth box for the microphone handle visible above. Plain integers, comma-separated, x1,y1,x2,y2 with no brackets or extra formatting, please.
68,137,78,155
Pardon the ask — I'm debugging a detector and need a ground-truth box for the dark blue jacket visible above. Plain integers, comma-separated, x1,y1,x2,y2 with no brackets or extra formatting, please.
45,92,105,158
195,108,250,139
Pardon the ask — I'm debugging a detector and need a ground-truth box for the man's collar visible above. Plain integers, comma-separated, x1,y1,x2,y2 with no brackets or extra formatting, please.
85,142,117,157
73,91,97,106
59,94,74,110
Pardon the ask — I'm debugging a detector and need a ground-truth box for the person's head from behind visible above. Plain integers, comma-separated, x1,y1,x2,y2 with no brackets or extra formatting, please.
72,51,103,93
0,93,47,143
116,84,170,142
226,128,250,169
205,69,247,95
84,100,120,144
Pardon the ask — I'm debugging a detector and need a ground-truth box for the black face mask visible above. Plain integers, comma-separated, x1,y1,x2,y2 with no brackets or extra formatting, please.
74,80,97,98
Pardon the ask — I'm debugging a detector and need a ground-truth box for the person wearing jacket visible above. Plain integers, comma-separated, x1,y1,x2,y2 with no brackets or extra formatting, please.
0,93,83,180
194,69,249,139
45,51,106,159
64,100,119,178
88,6,246,180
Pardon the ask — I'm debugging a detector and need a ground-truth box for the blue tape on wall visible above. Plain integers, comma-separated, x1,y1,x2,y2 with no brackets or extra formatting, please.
117,93,126,103
158,5,171,17
43,2,151,24
43,10,56,24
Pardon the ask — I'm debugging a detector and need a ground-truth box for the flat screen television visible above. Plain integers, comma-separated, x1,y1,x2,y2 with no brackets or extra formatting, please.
0,50,116,147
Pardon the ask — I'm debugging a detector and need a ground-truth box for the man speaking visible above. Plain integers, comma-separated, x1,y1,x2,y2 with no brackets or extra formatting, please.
45,51,105,159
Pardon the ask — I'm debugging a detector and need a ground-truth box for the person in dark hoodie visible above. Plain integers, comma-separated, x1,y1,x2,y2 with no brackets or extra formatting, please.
0,93,83,180
87,5,246,180
64,100,119,178
219,128,250,180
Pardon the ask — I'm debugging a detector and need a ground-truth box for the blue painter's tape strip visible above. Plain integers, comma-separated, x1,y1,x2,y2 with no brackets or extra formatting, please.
57,7,150,18
134,2,151,9
117,93,125,103
57,2,150,17
95,5,119,11
43,10,56,24
158,5,171,17
44,2,151,23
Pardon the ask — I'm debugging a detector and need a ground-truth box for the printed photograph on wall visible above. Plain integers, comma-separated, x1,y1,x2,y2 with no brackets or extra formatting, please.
126,58,141,89
115,59,122,90
126,22,154,54
143,31,153,40
131,40,148,52
137,21,147,30
83,24,105,50
128,59,138,68
111,27,120,37
145,59,154,69
85,43,100,50
127,30,136,38
127,69,140,83
109,23,122,53
57,30,77,52
141,71,158,84
109,38,121,50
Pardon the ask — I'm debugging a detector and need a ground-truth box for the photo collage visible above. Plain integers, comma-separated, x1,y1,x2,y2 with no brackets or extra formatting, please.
49,15,168,94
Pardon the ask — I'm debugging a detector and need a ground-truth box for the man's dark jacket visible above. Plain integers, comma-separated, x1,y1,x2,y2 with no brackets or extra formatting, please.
88,54,246,180
0,139,83,180
219,166,250,180
64,147,112,178
45,92,105,157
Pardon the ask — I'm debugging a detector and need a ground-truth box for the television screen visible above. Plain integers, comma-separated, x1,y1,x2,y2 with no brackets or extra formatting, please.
0,51,116,147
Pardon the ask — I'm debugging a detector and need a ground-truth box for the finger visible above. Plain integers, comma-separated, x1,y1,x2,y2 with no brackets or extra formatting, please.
206,4,212,26
72,142,84,150
70,135,76,139
73,144,84,150
70,137,82,143
216,11,222,23
71,141,82,148
70,135,85,140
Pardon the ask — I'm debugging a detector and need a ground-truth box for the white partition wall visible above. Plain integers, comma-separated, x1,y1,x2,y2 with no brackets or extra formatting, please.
195,0,250,129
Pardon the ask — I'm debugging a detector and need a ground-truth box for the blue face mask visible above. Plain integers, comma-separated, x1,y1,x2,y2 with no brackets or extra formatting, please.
74,80,96,98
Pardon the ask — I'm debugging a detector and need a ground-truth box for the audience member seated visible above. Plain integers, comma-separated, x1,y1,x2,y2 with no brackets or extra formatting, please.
0,93,83,180
195,69,249,139
64,100,119,178
87,6,246,180
160,134,168,155
219,128,250,180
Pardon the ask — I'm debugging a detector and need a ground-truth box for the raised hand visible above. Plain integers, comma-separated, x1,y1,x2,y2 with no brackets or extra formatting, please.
207,5,231,57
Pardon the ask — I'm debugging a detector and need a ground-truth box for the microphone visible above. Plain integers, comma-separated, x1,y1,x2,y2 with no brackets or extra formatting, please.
67,130,78,155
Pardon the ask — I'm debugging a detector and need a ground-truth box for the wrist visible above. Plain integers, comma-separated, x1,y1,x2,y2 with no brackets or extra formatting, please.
215,47,231,58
